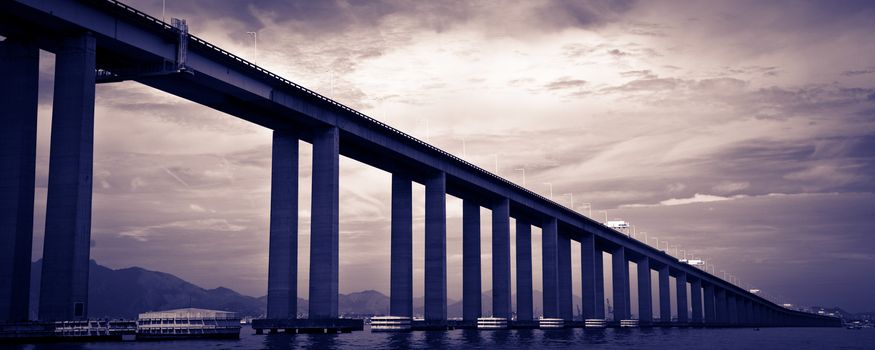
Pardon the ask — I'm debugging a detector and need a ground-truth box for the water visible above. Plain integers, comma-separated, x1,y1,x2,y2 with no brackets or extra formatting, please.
2,326,873,350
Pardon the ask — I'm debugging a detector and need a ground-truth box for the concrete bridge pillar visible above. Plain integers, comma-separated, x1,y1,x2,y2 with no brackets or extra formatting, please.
658,266,670,322
0,38,39,322
541,218,559,318
390,173,413,317
636,257,652,324
308,126,339,319
267,131,298,319
491,198,511,319
515,220,533,321
462,199,480,321
611,247,630,320
728,294,739,324
715,288,728,323
557,233,573,320
690,279,703,323
424,171,447,323
580,234,604,319
703,283,716,323
676,272,688,323
39,33,96,321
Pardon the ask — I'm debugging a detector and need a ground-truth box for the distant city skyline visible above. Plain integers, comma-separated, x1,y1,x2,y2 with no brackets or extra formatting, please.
20,0,875,313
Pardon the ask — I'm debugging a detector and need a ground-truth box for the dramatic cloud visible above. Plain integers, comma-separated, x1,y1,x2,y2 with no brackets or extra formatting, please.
23,0,875,312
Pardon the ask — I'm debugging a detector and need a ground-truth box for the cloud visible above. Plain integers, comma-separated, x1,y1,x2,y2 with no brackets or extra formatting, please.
543,78,587,91
659,193,740,206
712,181,750,194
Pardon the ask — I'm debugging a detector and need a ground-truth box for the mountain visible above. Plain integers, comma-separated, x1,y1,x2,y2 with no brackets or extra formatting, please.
29,260,265,319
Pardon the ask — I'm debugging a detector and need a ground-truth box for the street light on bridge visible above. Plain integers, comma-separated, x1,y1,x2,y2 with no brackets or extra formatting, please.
562,193,574,211
245,31,257,65
580,202,592,217
514,168,526,187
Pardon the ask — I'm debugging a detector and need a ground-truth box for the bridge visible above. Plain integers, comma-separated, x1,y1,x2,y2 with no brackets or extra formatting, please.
0,0,839,330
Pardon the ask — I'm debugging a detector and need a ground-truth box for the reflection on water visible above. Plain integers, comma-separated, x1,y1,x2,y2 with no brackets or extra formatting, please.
5,325,874,350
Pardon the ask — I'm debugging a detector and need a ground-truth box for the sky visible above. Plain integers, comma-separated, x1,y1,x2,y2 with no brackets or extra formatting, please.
22,0,875,313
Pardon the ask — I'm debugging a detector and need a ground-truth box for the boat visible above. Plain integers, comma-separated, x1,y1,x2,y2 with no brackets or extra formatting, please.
136,308,241,340
370,316,412,332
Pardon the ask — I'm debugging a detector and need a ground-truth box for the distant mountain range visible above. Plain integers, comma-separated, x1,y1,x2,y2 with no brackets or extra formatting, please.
28,260,869,320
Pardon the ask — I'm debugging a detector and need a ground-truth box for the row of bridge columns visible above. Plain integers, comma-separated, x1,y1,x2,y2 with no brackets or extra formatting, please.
261,125,779,325
0,33,829,328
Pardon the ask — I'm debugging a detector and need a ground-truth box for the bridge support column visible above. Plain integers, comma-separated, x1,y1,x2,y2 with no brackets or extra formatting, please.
308,126,339,319
515,220,533,321
636,257,652,324
728,294,738,324
745,300,753,325
611,247,630,321
390,174,413,317
424,172,447,323
558,233,573,320
462,199,480,322
716,288,727,323
690,279,703,324
704,283,716,323
541,218,559,318
267,131,298,319
676,272,688,324
39,33,96,321
581,234,604,319
658,266,670,323
0,38,39,323
492,198,511,319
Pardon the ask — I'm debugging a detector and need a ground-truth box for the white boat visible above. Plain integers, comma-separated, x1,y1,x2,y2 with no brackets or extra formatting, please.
539,318,565,329
136,308,241,339
477,317,508,330
370,316,412,332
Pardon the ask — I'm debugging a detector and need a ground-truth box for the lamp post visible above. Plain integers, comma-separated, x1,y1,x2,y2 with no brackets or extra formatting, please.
245,31,257,64
562,193,574,211
543,182,553,199
514,168,526,187
580,202,592,217
640,231,648,245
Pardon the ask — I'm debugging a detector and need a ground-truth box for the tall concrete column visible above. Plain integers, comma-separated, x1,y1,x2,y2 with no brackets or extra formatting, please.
716,288,727,323
267,131,298,319
745,300,753,325
541,218,559,318
557,233,572,320
424,172,447,322
581,234,604,319
0,38,39,322
308,126,339,319
704,283,716,323
462,199,480,321
390,174,413,317
515,220,533,321
676,272,688,323
611,247,630,320
658,266,670,322
690,279,703,323
39,34,96,321
637,257,652,324
492,199,511,319
728,294,738,324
